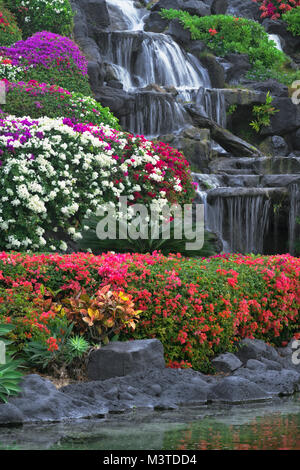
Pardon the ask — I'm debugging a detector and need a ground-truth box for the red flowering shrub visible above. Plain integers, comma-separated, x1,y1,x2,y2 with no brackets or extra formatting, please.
0,4,22,46
253,0,300,19
0,252,299,372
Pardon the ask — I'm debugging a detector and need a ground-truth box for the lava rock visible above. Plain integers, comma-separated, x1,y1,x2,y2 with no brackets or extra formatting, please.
94,86,135,117
166,19,192,45
144,11,169,33
240,79,289,98
199,54,225,88
223,53,251,84
87,339,166,381
246,359,267,371
209,376,270,403
211,0,228,15
234,369,300,396
261,97,300,136
212,353,242,373
259,136,289,157
226,0,261,20
0,403,24,425
236,338,283,364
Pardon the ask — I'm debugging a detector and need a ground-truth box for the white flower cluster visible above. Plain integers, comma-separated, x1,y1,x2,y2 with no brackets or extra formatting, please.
0,58,30,82
0,116,183,252
19,0,69,19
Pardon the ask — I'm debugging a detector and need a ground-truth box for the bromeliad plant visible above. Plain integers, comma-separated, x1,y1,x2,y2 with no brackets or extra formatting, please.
63,285,141,344
0,323,23,403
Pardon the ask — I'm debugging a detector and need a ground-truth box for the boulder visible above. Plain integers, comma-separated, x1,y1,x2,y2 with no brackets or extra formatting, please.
246,359,267,371
76,0,110,29
208,376,270,403
166,19,192,45
222,53,251,84
200,54,225,88
240,79,289,98
236,338,282,364
87,339,166,380
234,368,300,396
261,97,300,136
211,0,228,15
212,353,242,373
226,0,261,20
95,86,136,117
144,11,169,33
259,136,289,157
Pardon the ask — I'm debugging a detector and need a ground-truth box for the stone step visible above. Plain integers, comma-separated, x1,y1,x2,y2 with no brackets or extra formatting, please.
210,156,300,175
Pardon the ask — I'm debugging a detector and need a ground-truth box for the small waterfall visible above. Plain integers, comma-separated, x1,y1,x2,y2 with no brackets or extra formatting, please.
206,195,272,254
195,88,227,127
121,92,191,137
106,0,147,31
288,184,300,255
268,34,283,52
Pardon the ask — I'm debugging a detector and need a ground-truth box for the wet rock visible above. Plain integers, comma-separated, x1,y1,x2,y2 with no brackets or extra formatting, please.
94,86,135,117
200,54,225,88
261,97,300,136
87,339,165,381
226,0,261,20
0,403,24,425
209,376,270,403
7,375,107,423
211,0,227,14
246,359,267,371
259,136,289,157
144,12,169,33
166,19,192,45
234,369,300,396
212,353,242,373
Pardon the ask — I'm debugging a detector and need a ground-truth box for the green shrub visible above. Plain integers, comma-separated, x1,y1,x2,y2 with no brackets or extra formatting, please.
5,0,74,38
250,91,279,133
3,81,120,130
0,323,23,403
282,6,300,36
0,3,22,46
160,10,286,78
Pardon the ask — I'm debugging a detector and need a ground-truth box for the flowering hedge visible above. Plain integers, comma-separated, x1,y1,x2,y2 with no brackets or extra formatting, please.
5,0,74,38
0,3,22,46
1,80,120,129
0,115,194,251
253,0,300,19
0,252,299,372
0,32,91,95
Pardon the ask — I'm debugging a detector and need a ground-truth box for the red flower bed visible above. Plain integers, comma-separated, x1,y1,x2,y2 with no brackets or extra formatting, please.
0,252,299,372
253,0,300,19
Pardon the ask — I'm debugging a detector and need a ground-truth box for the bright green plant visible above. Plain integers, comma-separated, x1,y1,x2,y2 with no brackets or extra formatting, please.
227,104,237,116
5,0,74,38
160,10,287,80
0,2,22,46
65,336,90,364
250,91,279,133
282,7,300,36
0,323,23,403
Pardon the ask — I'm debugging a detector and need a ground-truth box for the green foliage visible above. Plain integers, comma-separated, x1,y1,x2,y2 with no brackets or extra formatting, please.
79,214,217,258
5,0,74,38
227,104,237,116
0,2,22,46
65,336,90,364
250,91,279,133
245,62,300,86
0,322,23,403
3,82,120,130
160,10,288,81
282,7,300,37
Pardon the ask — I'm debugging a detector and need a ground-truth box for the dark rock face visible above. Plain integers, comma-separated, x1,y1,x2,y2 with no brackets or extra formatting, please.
212,353,243,373
94,86,136,117
0,374,107,425
226,0,261,20
87,339,166,380
211,0,228,15
152,0,211,16
261,97,300,136
240,79,289,98
200,54,225,88
1,338,299,425
222,53,251,84
166,19,192,45
144,12,169,33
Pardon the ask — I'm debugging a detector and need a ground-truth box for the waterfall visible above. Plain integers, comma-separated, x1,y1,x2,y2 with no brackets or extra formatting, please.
206,195,271,254
106,0,147,31
289,184,300,255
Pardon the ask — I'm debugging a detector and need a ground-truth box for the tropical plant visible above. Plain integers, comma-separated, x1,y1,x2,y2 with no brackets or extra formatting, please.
63,285,141,344
250,91,279,133
0,323,23,403
282,7,300,36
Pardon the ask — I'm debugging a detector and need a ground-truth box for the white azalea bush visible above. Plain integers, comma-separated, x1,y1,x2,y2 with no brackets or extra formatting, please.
0,115,195,251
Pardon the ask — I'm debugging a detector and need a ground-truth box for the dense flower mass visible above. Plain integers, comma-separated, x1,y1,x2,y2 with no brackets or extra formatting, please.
1,80,120,129
0,115,194,251
253,0,300,19
0,252,299,372
0,4,22,46
5,0,74,38
0,32,91,94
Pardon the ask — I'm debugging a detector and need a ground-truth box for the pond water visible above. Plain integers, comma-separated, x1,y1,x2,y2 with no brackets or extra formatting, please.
0,395,299,450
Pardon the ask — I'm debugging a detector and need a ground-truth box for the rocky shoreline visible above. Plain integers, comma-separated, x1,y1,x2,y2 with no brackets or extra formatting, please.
0,338,299,426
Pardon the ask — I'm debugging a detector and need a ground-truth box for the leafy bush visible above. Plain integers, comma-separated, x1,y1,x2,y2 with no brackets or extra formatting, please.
0,115,195,251
63,285,141,344
0,3,22,46
0,323,23,402
2,80,120,129
282,6,300,36
253,0,300,20
0,32,91,95
160,11,286,73
0,252,299,373
5,0,74,38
